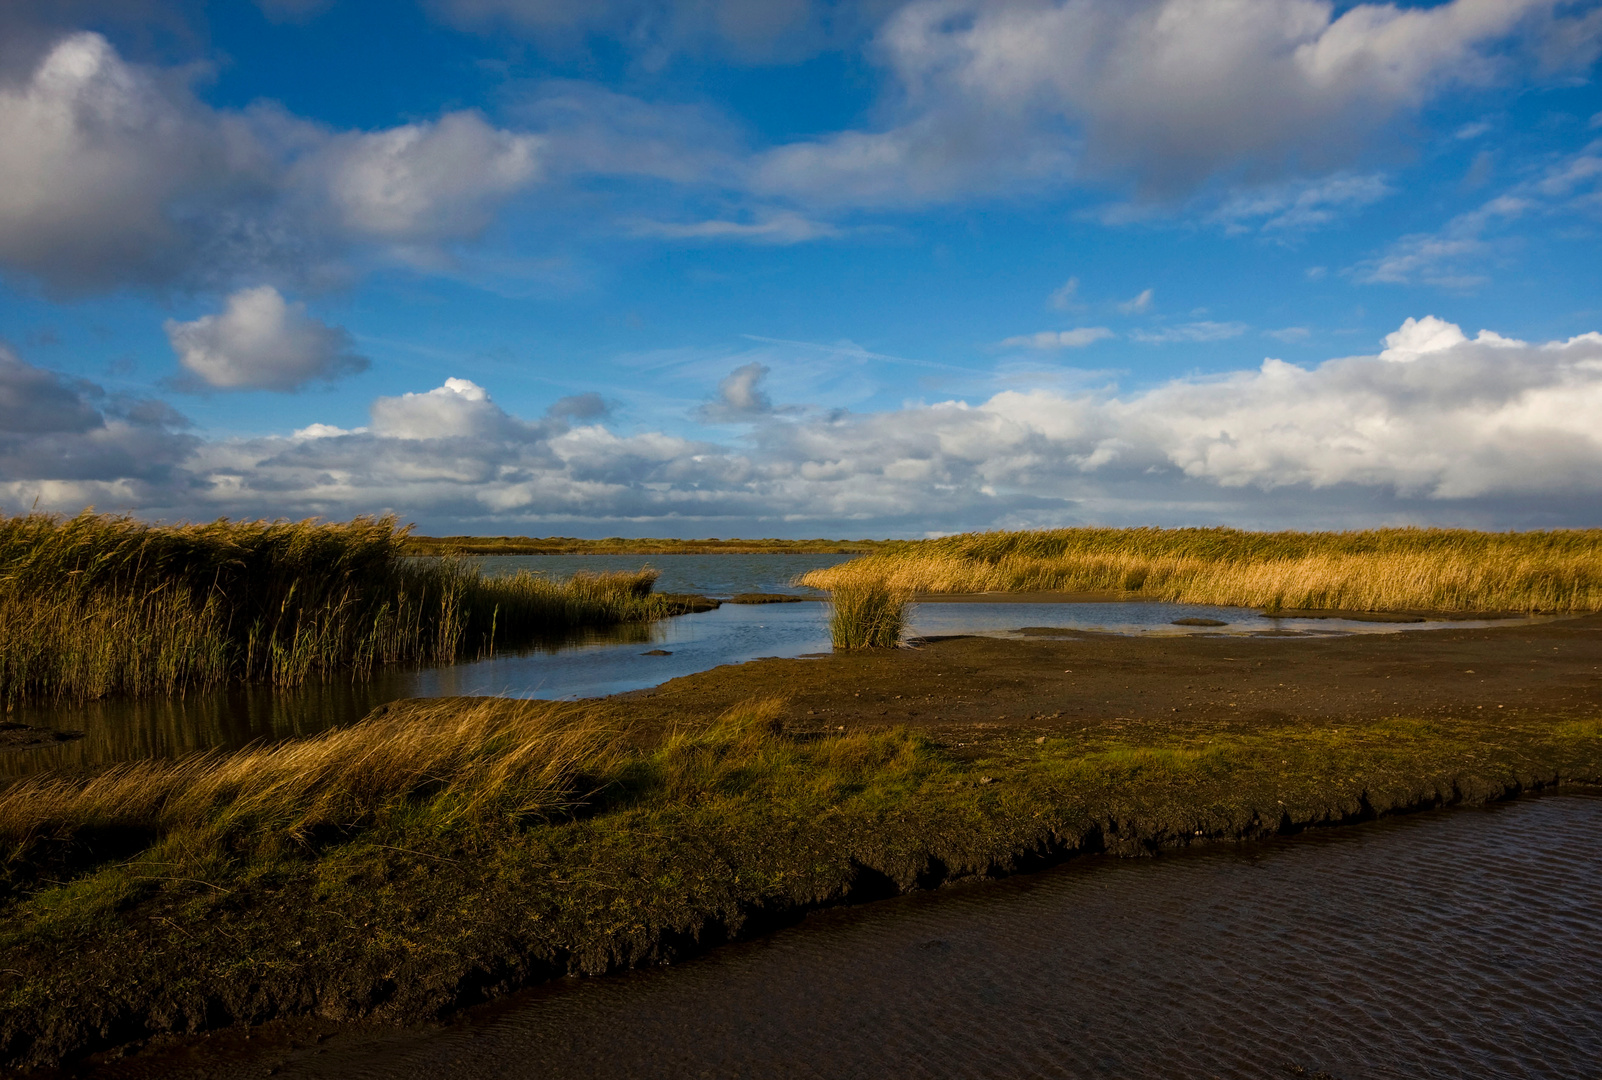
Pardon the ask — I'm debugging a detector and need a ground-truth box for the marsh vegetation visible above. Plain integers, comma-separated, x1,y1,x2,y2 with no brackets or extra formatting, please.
801,526,1602,613
827,582,910,648
3,668,1598,1069
0,512,688,706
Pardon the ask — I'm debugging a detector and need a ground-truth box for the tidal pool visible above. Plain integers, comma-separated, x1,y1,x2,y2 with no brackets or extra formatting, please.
84,792,1602,1079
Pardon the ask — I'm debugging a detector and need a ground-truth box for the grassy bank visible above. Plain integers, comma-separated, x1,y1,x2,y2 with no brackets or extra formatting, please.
403,535,890,556
2,693,1598,1069
799,527,1602,612
0,512,691,706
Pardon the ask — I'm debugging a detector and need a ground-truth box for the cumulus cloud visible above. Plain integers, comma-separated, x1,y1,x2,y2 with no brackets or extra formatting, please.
885,0,1557,195
165,286,368,391
0,346,194,491
15,316,1602,533
736,0,1579,214
302,112,543,245
698,361,775,421
0,32,273,292
998,328,1114,350
0,33,547,293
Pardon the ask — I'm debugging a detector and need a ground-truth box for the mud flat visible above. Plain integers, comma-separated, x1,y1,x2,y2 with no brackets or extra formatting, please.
3,615,1601,1072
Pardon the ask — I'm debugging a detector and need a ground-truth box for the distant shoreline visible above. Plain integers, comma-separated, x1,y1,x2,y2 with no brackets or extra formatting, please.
402,535,894,555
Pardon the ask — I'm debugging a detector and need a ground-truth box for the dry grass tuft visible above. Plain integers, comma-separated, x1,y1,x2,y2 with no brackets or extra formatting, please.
800,526,1602,613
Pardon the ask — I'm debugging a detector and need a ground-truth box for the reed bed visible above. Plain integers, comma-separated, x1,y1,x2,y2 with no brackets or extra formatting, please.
0,699,614,850
0,511,675,705
798,527,1602,613
828,582,910,649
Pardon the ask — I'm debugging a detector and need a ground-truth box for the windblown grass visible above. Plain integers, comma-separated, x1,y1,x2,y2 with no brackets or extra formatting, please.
0,696,927,892
0,699,613,857
799,527,1602,613
828,582,909,649
0,511,679,705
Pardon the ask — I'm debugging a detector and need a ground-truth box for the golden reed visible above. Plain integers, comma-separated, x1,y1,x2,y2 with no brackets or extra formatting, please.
799,527,1602,613
0,511,668,705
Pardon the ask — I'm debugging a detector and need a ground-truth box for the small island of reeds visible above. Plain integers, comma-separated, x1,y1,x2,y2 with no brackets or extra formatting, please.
799,526,1602,613
0,511,700,707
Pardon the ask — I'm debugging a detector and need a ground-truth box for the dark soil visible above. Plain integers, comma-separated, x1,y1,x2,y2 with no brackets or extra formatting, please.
615,613,1602,750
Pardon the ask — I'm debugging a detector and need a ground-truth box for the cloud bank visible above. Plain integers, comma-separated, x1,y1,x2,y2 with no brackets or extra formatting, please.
4,317,1601,533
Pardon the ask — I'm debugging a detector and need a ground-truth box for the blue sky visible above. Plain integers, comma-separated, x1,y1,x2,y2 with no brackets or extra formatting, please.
1,0,1601,536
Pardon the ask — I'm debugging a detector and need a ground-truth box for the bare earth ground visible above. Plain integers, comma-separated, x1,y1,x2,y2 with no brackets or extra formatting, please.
617,613,1602,750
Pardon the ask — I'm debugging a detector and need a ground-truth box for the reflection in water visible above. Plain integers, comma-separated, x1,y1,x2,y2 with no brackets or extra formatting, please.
4,595,1554,777
85,794,1602,1079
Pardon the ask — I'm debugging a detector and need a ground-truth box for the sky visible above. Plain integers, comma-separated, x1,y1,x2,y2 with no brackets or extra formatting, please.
1,0,1601,537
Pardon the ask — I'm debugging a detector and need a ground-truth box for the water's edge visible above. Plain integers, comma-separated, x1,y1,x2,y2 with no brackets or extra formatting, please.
30,771,1599,1076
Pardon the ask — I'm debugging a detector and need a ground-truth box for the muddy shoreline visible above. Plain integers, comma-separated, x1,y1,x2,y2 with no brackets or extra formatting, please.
7,615,1602,1073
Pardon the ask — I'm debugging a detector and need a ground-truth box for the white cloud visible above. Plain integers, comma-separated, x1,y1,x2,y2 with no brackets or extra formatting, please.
0,32,272,292
1211,173,1392,233
370,377,525,439
165,286,368,391
628,211,842,244
303,111,543,244
698,362,775,420
0,33,547,293
1131,321,1249,343
998,328,1114,350
835,0,1562,202
1048,277,1083,310
18,317,1602,533
1263,326,1311,343
1117,288,1154,314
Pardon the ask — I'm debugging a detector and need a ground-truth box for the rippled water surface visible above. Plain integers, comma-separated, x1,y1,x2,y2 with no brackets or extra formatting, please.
97,793,1602,1080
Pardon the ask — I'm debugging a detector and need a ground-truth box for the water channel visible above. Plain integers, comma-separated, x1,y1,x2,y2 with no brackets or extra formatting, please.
86,792,1602,1079
2,554,1546,777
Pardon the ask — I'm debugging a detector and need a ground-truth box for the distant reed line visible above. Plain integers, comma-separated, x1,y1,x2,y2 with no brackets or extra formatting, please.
798,527,1602,613
0,511,675,706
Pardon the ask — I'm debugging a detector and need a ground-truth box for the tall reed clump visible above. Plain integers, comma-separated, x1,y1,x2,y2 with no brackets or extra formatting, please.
828,582,909,649
0,510,674,706
799,527,1602,614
